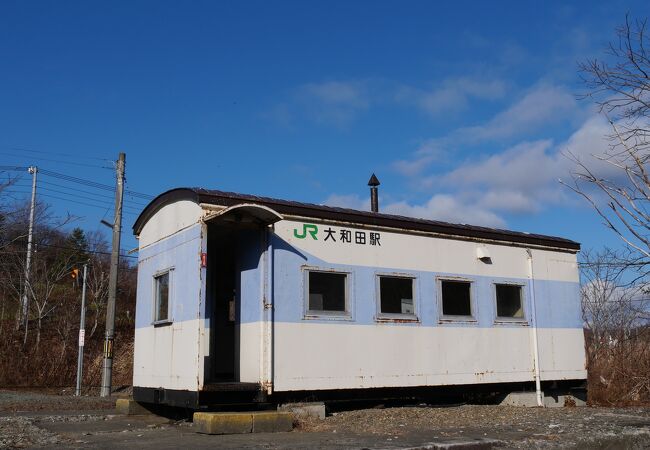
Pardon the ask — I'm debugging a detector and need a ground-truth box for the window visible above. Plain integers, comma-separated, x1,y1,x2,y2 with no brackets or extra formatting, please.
495,283,524,319
440,279,473,317
307,271,348,314
378,276,415,316
154,271,170,323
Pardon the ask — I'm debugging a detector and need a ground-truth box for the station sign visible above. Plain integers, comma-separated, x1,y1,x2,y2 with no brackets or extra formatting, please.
293,223,381,247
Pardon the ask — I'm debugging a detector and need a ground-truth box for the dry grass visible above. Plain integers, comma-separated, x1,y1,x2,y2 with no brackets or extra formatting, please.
0,322,134,389
586,329,650,405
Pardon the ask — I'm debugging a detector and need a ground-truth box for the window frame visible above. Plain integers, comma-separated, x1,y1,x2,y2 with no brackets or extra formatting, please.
437,276,477,323
493,281,528,325
303,267,352,320
152,268,173,326
375,272,419,322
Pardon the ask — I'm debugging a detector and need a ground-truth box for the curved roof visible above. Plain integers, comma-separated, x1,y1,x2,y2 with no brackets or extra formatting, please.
133,187,580,251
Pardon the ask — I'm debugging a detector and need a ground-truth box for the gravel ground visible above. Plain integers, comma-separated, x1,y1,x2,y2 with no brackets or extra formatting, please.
0,388,119,414
1,389,649,449
296,404,650,448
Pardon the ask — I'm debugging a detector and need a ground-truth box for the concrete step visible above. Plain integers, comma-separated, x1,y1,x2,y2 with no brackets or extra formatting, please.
115,398,156,415
193,411,293,435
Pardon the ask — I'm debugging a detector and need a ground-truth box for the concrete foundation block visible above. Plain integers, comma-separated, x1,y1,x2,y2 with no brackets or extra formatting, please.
194,411,293,435
500,391,540,407
115,398,154,415
278,402,326,419
544,394,586,408
252,411,294,433
500,391,586,408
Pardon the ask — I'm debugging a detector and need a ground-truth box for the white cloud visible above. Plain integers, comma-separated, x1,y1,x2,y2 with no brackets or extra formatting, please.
299,81,369,107
391,83,583,180
397,77,507,117
392,139,445,176
295,80,370,127
266,76,509,129
323,192,505,228
457,83,579,142
328,114,614,229
443,140,559,194
383,195,506,228
437,115,612,215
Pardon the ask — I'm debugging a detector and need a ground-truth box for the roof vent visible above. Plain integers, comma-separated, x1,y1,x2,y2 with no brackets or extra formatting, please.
368,173,380,213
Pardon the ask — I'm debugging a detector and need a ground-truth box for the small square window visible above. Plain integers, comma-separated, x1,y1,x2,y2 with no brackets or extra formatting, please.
379,276,415,315
440,280,472,317
495,284,524,319
307,271,348,314
154,272,170,322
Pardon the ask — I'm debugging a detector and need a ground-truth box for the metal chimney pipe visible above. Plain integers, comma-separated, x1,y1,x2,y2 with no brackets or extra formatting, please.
368,173,380,213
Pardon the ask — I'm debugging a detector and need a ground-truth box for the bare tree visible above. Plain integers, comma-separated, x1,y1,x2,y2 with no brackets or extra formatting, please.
567,16,650,263
16,248,77,348
566,15,650,405
85,231,110,337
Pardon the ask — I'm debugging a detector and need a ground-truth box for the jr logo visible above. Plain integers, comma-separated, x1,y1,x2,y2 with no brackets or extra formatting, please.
294,224,318,240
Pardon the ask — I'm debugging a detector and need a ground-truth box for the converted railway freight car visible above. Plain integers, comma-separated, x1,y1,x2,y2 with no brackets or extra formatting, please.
131,187,586,408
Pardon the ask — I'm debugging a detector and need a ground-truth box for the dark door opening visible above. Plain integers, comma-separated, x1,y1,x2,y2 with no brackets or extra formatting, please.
206,224,239,382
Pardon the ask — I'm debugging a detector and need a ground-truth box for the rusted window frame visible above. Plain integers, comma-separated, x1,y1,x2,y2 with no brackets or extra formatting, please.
492,281,528,325
436,276,477,324
302,266,353,321
375,272,419,323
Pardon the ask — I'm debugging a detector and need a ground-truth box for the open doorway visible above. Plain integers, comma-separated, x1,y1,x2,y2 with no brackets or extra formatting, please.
203,204,282,387
206,224,239,382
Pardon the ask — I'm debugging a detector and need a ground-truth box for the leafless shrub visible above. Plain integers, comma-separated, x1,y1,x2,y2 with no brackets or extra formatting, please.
580,249,650,404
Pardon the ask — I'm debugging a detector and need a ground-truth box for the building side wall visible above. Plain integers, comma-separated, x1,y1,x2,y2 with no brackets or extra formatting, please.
268,219,585,392
134,220,203,391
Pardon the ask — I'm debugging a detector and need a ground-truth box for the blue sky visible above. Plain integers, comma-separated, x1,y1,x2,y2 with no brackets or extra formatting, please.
0,0,646,252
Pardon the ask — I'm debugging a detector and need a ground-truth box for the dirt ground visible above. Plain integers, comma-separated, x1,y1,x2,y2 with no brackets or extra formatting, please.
1,389,650,449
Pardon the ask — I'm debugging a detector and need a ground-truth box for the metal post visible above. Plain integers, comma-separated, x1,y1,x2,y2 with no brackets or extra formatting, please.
76,264,88,396
527,249,544,407
19,166,37,340
100,153,125,397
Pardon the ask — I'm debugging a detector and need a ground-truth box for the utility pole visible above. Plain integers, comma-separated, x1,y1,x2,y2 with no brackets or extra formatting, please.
100,153,125,397
75,264,88,396
18,166,37,340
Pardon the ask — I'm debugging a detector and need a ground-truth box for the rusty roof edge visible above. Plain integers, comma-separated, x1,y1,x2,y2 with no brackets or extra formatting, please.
132,187,580,251
191,188,580,251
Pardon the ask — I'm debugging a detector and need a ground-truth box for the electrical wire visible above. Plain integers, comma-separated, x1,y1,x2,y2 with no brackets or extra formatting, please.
2,190,140,217
0,166,155,200
0,145,113,162
0,242,138,259
0,151,112,170
39,168,154,200
9,180,148,209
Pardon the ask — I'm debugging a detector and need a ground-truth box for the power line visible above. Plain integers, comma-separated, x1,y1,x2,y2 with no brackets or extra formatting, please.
0,242,138,259
10,180,149,209
10,181,147,209
0,146,113,162
39,168,154,200
3,190,140,216
0,151,112,170
0,166,154,201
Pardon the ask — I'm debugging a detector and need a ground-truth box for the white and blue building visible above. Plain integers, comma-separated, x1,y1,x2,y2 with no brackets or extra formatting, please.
131,187,586,408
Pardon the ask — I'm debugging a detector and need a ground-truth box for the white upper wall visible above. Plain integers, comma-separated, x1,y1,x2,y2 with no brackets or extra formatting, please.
138,200,203,248
274,219,578,283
